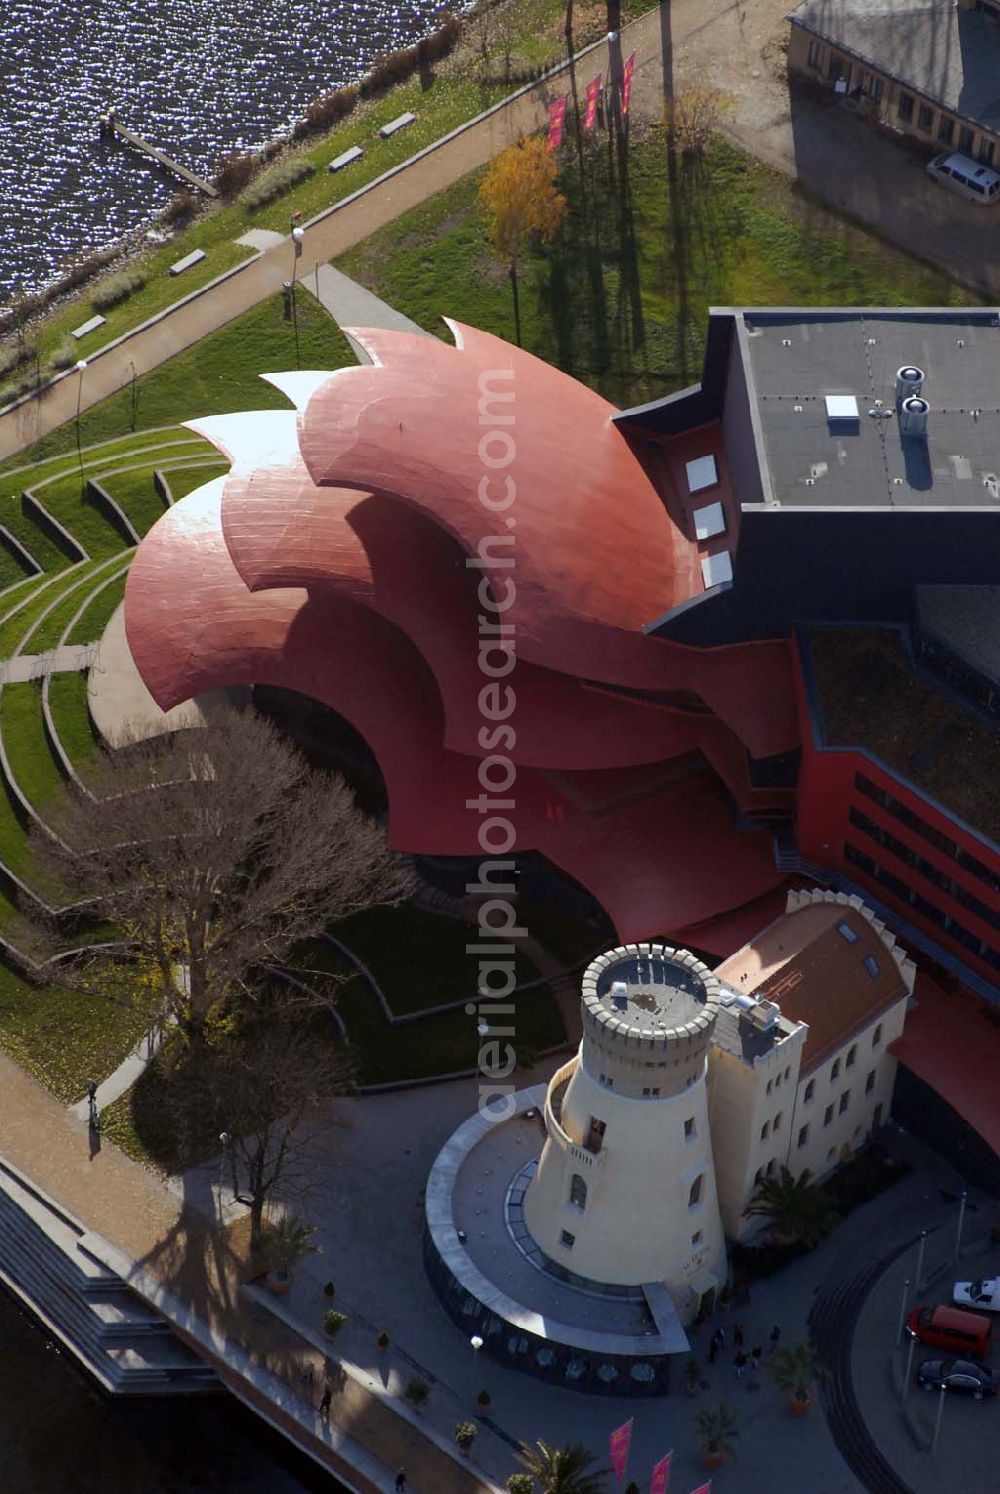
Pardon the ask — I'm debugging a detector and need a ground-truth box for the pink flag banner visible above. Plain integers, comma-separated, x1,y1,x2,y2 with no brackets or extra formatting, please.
547,96,567,152
621,52,636,117
584,74,602,131
609,1419,633,1484
650,1452,672,1494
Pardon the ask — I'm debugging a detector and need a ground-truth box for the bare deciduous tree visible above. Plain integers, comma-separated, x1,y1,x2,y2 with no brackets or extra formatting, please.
31,707,411,1045
178,1017,355,1249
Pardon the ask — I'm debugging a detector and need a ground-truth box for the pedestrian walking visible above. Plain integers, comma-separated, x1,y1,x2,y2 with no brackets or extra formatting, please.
86,1079,99,1128
734,1350,748,1378
751,1345,762,1370
733,1322,744,1350
319,1385,332,1416
770,1324,781,1352
395,1472,407,1493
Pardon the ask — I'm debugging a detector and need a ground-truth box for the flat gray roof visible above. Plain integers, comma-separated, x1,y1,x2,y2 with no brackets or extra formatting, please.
789,0,1000,133
742,311,1000,507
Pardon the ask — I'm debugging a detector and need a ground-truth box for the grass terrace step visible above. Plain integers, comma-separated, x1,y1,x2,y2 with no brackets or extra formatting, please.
0,566,94,659
66,570,129,646
46,672,100,779
2,680,67,825
15,555,131,657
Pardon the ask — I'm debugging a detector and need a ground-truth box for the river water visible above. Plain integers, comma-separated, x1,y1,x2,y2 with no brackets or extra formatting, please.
0,0,452,300
1,1283,345,1493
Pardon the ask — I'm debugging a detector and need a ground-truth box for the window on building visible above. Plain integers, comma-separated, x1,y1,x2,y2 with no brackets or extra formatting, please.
863,954,880,979
641,1086,661,1098
865,1070,876,1094
784,1067,791,1082
691,1230,703,1246
753,1167,764,1187
760,1121,770,1141
839,1090,851,1115
774,1073,781,1090
826,52,845,82
774,1111,783,1132
959,126,975,155
569,1174,588,1211
586,1117,606,1154
766,1158,776,1177
807,39,823,70
804,1079,815,1104
979,139,996,166
598,1072,614,1089
831,1059,841,1082
688,1175,704,1208
684,1117,696,1140
766,1079,773,1095
938,115,955,144
836,920,859,944
559,1229,575,1250
846,1045,857,1069
798,1124,809,1148
873,1024,882,1048
867,75,884,102
824,1104,834,1127
917,103,934,132
897,92,914,123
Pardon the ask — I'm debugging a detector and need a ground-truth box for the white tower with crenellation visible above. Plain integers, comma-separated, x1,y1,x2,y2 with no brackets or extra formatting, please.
523,943,727,1322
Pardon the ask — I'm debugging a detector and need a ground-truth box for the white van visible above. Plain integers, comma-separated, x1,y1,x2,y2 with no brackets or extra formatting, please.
926,152,1000,204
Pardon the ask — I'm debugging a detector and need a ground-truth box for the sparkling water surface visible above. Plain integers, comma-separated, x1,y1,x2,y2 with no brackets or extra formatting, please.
0,0,449,298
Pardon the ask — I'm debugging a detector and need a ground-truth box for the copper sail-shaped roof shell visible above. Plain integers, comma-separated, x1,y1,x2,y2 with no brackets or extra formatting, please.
125,322,798,941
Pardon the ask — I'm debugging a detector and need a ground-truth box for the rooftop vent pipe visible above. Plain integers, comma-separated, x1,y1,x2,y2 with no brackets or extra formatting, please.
895,366,924,402
900,396,929,438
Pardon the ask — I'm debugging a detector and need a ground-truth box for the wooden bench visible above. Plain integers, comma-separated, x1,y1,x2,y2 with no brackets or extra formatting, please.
378,112,416,139
329,145,364,174
169,249,207,277
71,315,106,341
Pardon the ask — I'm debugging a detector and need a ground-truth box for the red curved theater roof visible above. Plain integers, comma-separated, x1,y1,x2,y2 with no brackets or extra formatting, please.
124,322,798,942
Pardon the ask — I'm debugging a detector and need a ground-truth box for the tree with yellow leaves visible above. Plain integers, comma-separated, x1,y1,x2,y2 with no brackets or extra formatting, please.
478,136,568,346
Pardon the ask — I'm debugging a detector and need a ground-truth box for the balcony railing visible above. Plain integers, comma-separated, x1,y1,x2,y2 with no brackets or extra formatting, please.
543,1059,605,1170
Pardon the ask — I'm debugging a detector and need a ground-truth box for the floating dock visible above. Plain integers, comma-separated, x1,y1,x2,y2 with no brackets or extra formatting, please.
99,111,218,197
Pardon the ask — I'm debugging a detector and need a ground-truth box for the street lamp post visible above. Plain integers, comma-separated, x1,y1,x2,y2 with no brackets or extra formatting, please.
290,225,305,370
953,1191,967,1264
930,1383,947,1455
901,1335,917,1404
75,360,88,493
914,1230,928,1294
470,1332,484,1396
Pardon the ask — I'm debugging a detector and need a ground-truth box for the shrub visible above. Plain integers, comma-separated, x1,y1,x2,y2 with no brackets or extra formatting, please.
476,1388,491,1408
215,151,258,199
60,248,117,293
161,190,197,226
455,1420,478,1451
507,1477,533,1494
297,85,359,139
404,1376,429,1408
91,269,146,311
0,341,32,379
50,339,78,372
242,157,315,211
323,1308,347,1338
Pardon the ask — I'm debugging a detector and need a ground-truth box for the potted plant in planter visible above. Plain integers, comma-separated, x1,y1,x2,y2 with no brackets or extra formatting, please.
476,1388,491,1415
377,1330,390,1352
686,1357,701,1397
404,1376,429,1411
260,1215,319,1296
324,1308,347,1340
455,1420,478,1455
769,1339,821,1415
694,1402,740,1469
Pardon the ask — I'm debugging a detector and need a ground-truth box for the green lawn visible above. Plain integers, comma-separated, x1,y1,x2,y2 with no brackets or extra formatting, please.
47,671,101,776
66,570,128,644
4,292,353,470
0,565,89,658
338,125,974,407
26,557,131,654
328,902,542,1016
0,957,149,1104
2,681,66,818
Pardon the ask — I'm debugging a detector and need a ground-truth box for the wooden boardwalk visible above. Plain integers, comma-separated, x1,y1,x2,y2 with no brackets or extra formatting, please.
110,118,218,197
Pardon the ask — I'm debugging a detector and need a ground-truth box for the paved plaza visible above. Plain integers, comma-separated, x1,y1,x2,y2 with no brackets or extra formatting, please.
228,1069,999,1494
